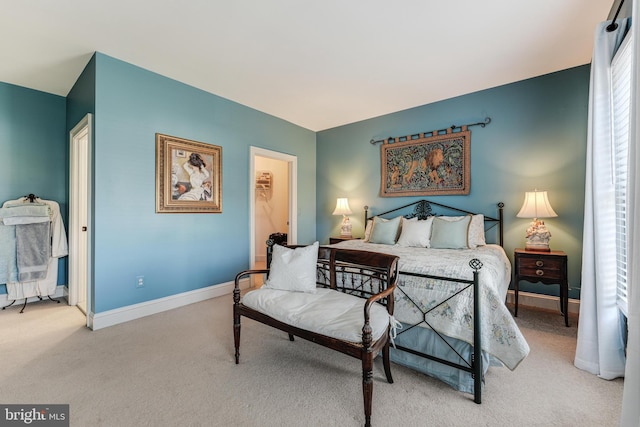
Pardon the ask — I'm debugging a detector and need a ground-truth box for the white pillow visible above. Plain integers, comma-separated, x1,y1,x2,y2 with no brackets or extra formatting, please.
439,214,486,248
263,242,319,293
469,215,486,247
396,217,434,248
364,219,374,242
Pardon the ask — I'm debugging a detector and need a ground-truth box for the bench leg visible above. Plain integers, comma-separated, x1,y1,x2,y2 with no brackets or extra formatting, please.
382,340,394,384
362,356,373,427
233,310,241,364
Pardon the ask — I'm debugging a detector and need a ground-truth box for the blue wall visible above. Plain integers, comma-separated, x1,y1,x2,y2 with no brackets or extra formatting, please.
90,53,316,312
316,65,590,299
1,58,589,307
67,55,96,129
0,82,67,292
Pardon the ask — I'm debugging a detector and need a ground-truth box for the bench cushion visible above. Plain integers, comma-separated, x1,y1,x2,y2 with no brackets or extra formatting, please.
242,288,390,343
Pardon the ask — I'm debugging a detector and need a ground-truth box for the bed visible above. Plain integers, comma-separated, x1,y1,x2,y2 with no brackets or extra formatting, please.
328,200,529,403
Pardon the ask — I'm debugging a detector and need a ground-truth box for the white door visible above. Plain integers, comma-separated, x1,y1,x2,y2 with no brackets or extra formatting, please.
69,114,92,325
249,147,297,286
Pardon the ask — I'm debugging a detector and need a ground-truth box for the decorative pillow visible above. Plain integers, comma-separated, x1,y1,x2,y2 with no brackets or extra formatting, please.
469,214,486,247
263,242,319,293
396,217,434,248
439,214,486,248
369,216,402,245
363,219,374,242
430,216,472,249
397,216,415,239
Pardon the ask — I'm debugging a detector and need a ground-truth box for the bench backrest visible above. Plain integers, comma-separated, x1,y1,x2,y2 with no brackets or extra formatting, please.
267,243,399,311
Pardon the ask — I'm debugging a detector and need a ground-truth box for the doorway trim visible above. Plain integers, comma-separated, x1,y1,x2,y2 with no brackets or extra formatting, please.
69,113,93,327
249,147,297,269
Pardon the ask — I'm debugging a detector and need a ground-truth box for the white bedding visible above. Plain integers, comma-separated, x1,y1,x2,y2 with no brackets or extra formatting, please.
331,240,529,370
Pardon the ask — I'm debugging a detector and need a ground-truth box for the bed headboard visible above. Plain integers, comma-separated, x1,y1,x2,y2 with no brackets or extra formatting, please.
364,200,504,246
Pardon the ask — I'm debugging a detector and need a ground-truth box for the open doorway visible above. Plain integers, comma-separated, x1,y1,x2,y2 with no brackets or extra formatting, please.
249,147,297,287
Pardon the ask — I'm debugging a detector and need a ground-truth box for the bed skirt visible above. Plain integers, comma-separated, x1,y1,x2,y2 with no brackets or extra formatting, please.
389,322,494,394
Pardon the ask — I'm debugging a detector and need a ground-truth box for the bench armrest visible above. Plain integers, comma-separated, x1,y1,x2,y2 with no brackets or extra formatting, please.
363,283,396,322
234,269,269,289
361,283,397,348
233,269,269,304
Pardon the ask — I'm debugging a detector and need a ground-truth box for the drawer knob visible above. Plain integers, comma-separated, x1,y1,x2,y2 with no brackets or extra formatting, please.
536,269,544,276
536,260,544,267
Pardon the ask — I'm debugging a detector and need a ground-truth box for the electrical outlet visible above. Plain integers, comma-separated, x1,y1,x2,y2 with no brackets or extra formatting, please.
136,275,144,288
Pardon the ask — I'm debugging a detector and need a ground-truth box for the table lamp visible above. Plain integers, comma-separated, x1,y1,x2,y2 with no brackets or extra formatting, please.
516,190,557,252
332,198,353,238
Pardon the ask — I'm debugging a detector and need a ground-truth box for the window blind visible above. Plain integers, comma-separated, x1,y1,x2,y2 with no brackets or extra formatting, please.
611,34,632,317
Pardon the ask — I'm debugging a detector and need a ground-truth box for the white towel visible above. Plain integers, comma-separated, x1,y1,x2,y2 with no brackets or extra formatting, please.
0,203,49,218
2,216,50,225
0,223,18,284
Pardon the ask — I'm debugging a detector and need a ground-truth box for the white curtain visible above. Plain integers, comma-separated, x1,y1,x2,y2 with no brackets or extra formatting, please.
620,0,639,424
574,20,627,379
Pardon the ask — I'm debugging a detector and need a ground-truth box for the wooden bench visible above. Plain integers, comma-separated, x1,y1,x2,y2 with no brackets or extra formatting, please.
233,244,399,427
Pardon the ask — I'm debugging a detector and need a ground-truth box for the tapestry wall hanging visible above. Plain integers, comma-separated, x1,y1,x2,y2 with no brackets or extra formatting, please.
380,127,470,197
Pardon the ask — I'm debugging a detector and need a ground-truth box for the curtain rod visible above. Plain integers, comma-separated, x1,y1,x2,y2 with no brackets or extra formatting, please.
369,117,491,145
606,0,625,32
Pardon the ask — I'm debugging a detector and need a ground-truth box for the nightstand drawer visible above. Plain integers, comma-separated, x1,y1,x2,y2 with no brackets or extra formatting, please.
518,256,563,280
518,266,563,280
518,256,564,270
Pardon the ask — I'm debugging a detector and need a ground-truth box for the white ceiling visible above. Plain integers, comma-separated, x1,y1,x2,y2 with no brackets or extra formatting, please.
0,1,612,131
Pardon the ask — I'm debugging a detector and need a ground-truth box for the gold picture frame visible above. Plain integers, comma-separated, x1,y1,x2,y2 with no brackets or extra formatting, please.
156,133,222,213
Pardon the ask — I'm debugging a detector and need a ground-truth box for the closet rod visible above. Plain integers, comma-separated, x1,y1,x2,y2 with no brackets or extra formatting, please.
606,0,625,32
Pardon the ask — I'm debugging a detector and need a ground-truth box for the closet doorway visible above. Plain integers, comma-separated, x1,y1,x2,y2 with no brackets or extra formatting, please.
68,114,92,327
249,147,297,287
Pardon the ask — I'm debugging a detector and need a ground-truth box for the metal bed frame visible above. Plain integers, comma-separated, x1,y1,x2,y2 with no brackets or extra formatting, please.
364,200,504,404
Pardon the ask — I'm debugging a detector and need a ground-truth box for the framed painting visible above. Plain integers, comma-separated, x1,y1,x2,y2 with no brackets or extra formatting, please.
380,129,470,197
156,133,222,213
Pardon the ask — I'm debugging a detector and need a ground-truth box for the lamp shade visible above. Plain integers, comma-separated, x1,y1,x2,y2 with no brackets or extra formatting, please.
516,190,557,219
332,198,352,216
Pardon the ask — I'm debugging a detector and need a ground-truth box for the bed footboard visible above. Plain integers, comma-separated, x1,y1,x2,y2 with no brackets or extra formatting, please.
394,259,484,404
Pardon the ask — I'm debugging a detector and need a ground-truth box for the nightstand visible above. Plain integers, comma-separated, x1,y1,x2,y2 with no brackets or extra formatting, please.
513,248,569,327
329,236,360,244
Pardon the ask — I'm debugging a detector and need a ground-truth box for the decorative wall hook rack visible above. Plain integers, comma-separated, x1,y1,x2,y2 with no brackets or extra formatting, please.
369,117,491,145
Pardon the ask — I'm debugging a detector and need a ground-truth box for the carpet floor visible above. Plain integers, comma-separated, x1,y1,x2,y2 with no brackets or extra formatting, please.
0,295,623,426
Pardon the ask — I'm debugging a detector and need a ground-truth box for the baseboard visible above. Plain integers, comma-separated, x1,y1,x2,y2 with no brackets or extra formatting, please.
90,277,252,331
506,290,580,315
4,283,577,330
0,285,67,307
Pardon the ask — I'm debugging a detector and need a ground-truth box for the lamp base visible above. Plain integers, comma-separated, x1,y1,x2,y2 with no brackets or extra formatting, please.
524,218,552,252
340,216,352,238
524,244,551,252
